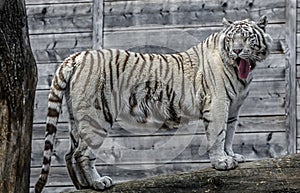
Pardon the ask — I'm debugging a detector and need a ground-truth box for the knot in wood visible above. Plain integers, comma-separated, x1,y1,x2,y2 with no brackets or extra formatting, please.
208,176,224,188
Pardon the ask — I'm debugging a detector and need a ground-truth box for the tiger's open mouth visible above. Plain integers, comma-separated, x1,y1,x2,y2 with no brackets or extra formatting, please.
236,58,255,79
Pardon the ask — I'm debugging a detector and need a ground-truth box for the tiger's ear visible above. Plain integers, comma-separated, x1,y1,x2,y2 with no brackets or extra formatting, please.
256,15,268,32
222,18,233,27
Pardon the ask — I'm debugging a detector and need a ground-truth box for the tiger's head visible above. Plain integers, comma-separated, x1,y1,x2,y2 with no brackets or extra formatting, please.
220,16,272,79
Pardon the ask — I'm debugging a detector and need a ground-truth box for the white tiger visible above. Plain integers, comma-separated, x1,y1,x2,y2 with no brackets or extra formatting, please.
35,16,272,192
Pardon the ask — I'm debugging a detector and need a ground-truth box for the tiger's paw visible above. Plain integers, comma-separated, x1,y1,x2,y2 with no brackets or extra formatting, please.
92,176,113,190
212,156,238,170
232,153,245,163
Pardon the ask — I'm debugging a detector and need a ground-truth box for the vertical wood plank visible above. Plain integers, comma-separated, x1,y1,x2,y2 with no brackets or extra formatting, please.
286,0,297,154
92,0,104,49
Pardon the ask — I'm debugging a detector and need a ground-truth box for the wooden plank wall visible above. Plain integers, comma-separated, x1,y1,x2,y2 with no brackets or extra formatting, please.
27,0,290,192
286,0,297,154
296,0,300,154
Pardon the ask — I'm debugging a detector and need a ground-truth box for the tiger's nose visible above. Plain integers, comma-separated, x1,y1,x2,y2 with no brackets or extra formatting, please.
233,49,242,54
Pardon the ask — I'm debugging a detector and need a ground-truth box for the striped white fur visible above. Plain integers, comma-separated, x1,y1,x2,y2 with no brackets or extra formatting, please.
35,16,272,192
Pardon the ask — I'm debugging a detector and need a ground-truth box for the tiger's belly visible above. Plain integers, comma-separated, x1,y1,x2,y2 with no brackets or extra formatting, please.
104,81,201,134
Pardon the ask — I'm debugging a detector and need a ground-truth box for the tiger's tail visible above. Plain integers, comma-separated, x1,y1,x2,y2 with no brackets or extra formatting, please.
34,52,82,193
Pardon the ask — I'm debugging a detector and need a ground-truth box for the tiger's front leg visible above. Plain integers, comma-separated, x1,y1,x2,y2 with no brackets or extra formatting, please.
225,105,246,163
203,97,238,170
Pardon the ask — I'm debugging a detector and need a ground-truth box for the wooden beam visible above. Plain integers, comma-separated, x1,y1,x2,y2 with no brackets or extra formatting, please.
92,0,104,49
286,0,297,154
61,154,300,193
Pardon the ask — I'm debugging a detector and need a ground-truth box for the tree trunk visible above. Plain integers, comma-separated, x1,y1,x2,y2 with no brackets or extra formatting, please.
0,0,37,193
63,154,300,193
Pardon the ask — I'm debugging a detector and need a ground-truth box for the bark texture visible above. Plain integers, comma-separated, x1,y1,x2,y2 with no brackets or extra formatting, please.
0,0,37,192
63,154,300,193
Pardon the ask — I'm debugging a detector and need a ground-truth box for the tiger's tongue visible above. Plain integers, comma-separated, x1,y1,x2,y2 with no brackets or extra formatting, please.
238,59,251,79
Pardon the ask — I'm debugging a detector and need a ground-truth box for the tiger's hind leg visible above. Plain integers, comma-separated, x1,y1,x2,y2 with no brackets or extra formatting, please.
68,53,113,190
67,117,113,190
73,139,112,190
64,88,90,189
71,100,113,190
65,124,90,189
66,88,112,189
65,148,89,189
